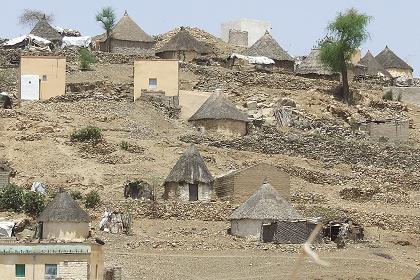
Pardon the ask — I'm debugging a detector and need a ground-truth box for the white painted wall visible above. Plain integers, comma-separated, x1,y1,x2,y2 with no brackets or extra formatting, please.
221,19,272,47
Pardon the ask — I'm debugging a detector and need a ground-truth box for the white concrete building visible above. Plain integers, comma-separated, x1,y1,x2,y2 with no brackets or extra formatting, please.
221,19,272,47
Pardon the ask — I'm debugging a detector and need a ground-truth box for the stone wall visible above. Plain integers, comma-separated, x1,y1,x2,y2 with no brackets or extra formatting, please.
358,119,409,142
58,261,88,280
228,29,248,47
110,40,155,55
387,87,420,106
191,119,248,136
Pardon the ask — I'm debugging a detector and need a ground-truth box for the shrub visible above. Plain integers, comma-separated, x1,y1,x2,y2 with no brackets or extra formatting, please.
70,126,102,143
22,191,45,217
120,141,129,151
382,89,393,101
0,184,24,212
79,48,96,71
85,190,100,208
70,190,83,200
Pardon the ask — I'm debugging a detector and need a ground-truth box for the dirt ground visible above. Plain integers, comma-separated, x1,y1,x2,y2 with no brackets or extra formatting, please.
0,63,419,279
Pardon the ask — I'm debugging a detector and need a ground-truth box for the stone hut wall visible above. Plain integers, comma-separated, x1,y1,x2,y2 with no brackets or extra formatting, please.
191,119,247,136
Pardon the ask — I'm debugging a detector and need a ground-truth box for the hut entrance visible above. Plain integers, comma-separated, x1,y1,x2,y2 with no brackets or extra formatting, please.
189,184,198,201
262,222,276,242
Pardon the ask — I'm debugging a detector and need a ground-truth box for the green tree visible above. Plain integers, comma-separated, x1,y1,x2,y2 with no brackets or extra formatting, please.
22,191,45,217
319,8,371,104
95,7,116,52
0,184,24,212
79,48,96,71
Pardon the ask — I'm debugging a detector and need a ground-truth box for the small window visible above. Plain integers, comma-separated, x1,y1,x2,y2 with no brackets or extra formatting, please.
42,75,47,81
15,264,25,277
45,264,57,279
148,78,157,89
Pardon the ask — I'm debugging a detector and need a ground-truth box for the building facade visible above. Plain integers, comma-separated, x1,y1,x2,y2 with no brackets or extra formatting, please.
221,19,272,47
133,59,179,100
0,243,104,280
20,56,66,101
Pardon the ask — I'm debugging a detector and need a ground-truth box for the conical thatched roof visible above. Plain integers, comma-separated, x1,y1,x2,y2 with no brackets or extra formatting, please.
295,48,335,76
230,182,302,220
358,51,392,77
157,27,212,54
165,144,214,184
242,31,293,61
30,18,62,42
375,46,412,71
189,93,248,122
38,189,90,223
111,11,154,42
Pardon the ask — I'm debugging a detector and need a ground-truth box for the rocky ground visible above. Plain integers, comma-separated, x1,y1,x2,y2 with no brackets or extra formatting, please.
0,50,419,279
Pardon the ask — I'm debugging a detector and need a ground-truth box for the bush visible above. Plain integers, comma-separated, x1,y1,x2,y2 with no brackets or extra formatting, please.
70,190,83,200
84,190,100,208
382,89,393,101
22,191,45,217
0,184,24,212
70,126,102,143
120,141,129,151
79,48,96,71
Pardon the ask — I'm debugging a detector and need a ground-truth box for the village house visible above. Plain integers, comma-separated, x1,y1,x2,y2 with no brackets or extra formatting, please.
221,19,272,47
214,163,290,203
94,11,155,54
229,182,313,243
156,27,213,62
0,242,104,280
358,118,409,142
164,144,214,202
354,50,392,78
30,16,63,47
0,162,11,188
295,48,339,80
242,31,294,71
133,59,179,102
230,181,314,243
19,56,66,101
188,93,249,136
375,46,413,79
37,189,91,241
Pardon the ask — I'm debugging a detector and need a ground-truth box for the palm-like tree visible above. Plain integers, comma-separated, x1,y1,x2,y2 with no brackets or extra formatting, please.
95,7,116,52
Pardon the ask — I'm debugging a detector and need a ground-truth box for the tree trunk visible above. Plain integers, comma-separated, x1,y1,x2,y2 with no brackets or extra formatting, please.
106,30,111,53
341,56,352,104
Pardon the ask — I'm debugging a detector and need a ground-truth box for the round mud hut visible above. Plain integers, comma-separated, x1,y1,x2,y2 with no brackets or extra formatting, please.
156,27,212,62
37,188,90,241
230,181,313,243
188,93,249,136
164,144,214,202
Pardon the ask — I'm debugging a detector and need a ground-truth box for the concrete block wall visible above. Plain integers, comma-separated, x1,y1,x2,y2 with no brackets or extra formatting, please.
228,29,248,47
221,19,271,47
58,261,88,280
359,120,409,142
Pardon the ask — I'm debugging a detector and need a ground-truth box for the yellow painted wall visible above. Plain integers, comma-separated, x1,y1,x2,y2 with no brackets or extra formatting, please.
43,222,89,242
134,60,179,100
20,56,66,100
0,244,104,280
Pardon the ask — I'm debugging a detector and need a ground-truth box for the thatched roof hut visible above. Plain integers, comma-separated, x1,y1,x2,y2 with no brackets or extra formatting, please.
96,11,154,43
189,93,248,122
30,17,62,43
356,51,392,77
230,182,301,221
165,144,213,185
295,48,337,78
38,189,90,223
242,31,293,63
156,27,212,55
376,46,412,71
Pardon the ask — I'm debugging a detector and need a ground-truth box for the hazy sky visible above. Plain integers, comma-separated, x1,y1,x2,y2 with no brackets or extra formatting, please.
3,0,420,75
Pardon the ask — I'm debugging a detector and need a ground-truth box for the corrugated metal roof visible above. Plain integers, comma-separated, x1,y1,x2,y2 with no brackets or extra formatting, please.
0,243,91,254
